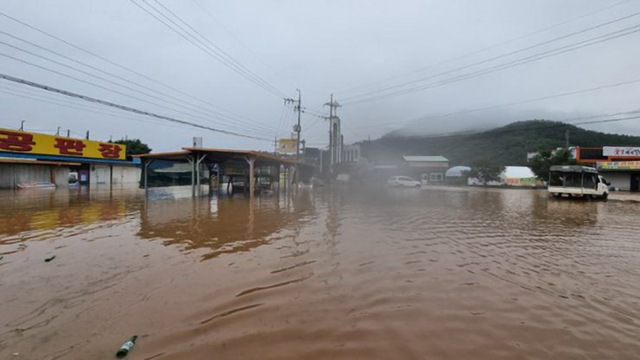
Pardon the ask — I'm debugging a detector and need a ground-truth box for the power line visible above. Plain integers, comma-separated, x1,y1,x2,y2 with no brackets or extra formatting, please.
0,73,273,141
0,85,194,138
130,0,287,98
0,51,276,137
573,115,640,126
479,115,640,137
0,41,276,136
149,0,283,96
349,78,640,131
276,104,288,133
0,83,172,128
343,9,640,102
342,12,640,105
0,31,280,135
336,0,633,96
345,24,640,106
0,10,274,132
189,0,290,86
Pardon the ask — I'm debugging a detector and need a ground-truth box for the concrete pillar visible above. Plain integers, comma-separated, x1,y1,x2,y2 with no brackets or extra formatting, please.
245,156,256,199
195,153,205,197
143,159,153,197
188,155,195,198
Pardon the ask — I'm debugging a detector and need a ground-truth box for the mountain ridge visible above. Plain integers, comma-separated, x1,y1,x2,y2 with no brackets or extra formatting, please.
359,120,640,166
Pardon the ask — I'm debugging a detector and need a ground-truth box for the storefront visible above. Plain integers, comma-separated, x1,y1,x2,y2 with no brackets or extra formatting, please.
0,128,138,189
575,146,640,192
597,161,640,192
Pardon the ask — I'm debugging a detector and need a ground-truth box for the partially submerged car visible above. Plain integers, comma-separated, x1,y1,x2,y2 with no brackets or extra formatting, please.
387,176,422,188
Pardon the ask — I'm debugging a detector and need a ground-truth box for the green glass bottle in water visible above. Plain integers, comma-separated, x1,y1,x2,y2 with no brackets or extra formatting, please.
116,335,137,358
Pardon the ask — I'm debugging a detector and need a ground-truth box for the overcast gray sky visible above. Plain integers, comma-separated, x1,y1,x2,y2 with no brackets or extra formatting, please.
1,0,639,152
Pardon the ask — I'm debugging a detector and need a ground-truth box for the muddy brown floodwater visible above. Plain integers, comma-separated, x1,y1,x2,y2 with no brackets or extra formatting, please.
1,186,640,359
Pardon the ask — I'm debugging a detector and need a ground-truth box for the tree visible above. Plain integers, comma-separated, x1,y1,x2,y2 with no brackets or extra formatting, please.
468,158,504,185
528,148,576,181
112,138,152,156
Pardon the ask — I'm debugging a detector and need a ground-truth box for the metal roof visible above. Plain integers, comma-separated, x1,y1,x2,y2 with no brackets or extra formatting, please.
134,151,191,160
500,166,536,179
0,157,81,166
403,155,449,162
445,166,471,177
0,151,135,165
549,165,598,173
135,147,305,167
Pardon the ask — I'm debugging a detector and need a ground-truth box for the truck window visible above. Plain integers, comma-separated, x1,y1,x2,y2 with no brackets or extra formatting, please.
549,172,563,186
583,174,596,189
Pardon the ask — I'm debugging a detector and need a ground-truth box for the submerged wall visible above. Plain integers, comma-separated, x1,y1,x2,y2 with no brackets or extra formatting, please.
0,164,70,189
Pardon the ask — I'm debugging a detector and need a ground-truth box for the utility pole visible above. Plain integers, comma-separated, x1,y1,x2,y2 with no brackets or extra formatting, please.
565,129,570,149
274,136,278,155
86,130,90,140
284,89,302,186
324,94,341,173
295,89,301,162
284,90,302,160
19,120,25,131
56,127,60,136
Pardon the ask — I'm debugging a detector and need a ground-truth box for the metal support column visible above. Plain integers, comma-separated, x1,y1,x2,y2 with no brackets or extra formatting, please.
188,155,195,198
143,159,154,198
283,166,287,192
244,156,256,199
195,153,206,197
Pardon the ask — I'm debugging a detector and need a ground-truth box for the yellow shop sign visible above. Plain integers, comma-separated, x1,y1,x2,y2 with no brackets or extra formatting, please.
0,128,126,160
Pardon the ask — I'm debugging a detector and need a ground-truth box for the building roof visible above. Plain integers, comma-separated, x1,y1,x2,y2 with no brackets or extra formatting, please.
0,151,134,165
501,166,536,179
0,157,81,166
549,165,597,174
445,166,471,177
135,147,306,167
134,151,191,160
403,155,449,162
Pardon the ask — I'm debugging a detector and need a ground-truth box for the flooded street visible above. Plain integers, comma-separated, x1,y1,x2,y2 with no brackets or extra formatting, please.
1,186,640,359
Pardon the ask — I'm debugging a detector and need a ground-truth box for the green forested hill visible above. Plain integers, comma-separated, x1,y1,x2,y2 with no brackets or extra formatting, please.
360,120,640,166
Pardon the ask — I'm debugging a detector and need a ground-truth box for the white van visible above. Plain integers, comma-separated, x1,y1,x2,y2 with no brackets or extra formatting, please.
548,165,609,199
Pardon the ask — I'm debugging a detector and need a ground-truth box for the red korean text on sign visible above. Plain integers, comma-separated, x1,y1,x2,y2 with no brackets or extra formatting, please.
98,143,123,159
0,130,36,152
54,138,86,156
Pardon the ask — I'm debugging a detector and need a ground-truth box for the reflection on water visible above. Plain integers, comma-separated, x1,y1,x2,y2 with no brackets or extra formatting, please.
0,188,140,251
138,191,316,260
1,187,640,359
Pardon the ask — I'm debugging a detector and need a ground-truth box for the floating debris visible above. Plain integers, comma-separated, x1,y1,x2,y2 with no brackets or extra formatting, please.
44,256,56,263
116,335,138,358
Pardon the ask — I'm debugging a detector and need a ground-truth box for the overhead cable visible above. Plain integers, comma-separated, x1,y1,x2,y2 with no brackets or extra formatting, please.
349,78,640,131
189,0,290,86
337,0,633,96
0,73,273,141
0,31,280,134
130,0,287,98
342,12,640,105
0,52,274,137
0,10,270,130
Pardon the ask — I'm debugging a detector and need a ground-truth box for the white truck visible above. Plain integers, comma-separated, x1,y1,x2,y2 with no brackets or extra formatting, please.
548,165,609,200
